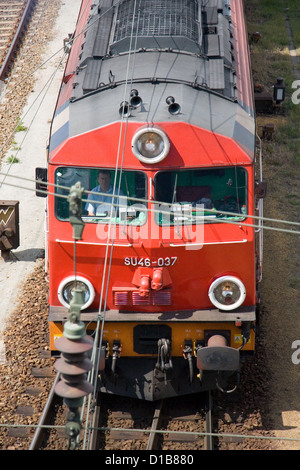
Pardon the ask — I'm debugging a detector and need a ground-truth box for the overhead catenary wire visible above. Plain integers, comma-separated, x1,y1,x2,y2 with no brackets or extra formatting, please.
2,0,277,445
0,2,101,187
2,171,300,236
0,419,300,445
0,0,123,186
0,0,123,107
82,0,142,450
0,0,77,189
1,176,300,237
83,424,300,444
0,0,280,237
0,0,121,448
0,50,69,190
0,0,298,449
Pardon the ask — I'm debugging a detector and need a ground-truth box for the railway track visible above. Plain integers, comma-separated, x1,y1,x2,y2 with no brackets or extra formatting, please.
3,350,59,445
0,0,36,82
88,391,215,451
29,373,62,450
27,378,215,451
0,261,279,452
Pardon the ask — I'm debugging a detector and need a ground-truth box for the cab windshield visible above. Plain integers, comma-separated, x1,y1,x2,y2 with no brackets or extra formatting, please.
154,167,247,225
55,167,147,225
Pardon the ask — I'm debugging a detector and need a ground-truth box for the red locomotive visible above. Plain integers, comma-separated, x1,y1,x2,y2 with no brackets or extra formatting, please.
37,0,264,400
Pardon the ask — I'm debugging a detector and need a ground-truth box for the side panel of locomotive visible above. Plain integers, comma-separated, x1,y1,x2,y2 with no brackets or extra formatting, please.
44,0,259,400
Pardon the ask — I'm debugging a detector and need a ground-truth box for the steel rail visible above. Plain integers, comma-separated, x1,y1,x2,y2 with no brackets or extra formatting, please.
204,391,213,450
29,372,60,450
86,390,216,450
87,391,102,450
0,0,36,82
87,395,165,450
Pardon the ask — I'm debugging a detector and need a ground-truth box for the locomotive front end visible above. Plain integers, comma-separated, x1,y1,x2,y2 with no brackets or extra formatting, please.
47,120,258,400
43,0,261,400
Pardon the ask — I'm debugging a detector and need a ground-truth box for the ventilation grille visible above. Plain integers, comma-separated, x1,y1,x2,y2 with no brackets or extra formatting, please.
132,291,151,306
152,290,172,306
114,291,129,306
113,288,172,306
112,0,199,49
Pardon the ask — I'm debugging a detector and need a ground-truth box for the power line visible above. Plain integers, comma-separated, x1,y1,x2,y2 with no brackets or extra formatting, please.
0,0,123,175
0,51,69,189
0,420,299,444
0,0,123,107
1,171,300,235
0,2,297,450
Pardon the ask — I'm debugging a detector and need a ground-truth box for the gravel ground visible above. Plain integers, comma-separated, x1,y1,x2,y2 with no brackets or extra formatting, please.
256,130,300,450
0,260,54,450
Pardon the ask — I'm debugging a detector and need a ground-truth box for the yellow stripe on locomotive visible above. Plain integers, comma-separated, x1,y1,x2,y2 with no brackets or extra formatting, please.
50,320,255,356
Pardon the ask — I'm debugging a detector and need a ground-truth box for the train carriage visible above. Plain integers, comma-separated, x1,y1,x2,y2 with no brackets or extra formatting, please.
37,0,264,400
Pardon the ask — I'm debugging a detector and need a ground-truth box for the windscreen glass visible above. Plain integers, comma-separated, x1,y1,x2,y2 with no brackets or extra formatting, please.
154,167,247,225
55,167,147,225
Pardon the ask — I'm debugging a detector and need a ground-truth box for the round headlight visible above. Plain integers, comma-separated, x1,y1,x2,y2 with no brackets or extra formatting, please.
208,276,246,311
132,127,170,164
58,276,95,310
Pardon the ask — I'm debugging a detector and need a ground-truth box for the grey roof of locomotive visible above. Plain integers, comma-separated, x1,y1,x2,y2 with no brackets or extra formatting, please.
66,0,255,158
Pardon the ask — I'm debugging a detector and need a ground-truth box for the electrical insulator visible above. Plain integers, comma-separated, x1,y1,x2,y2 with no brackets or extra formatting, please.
54,335,93,405
54,334,94,449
